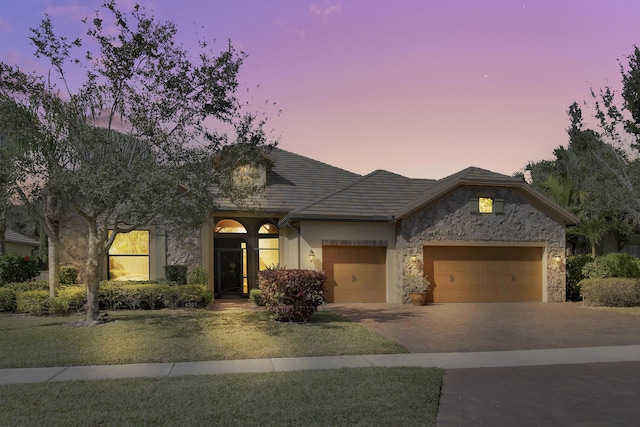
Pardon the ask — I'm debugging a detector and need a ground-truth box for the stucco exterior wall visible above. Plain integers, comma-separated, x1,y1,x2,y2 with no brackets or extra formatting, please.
396,186,567,303
4,242,37,257
299,221,398,302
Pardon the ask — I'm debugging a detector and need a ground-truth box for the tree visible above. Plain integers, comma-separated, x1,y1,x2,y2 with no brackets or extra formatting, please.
0,1,275,323
524,47,640,256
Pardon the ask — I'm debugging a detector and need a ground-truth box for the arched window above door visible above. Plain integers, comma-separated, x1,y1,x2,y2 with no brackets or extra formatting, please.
258,223,278,235
214,219,247,234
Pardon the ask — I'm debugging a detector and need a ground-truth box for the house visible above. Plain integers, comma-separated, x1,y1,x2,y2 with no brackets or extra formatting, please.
77,147,579,303
4,229,39,257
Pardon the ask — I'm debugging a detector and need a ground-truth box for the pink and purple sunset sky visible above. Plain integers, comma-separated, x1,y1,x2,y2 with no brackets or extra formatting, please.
1,0,639,179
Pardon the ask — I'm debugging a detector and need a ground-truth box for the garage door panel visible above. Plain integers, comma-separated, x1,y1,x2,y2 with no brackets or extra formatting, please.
323,246,386,303
425,246,542,303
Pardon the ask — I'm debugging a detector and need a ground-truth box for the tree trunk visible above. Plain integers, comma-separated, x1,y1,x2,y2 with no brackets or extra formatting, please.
45,194,61,298
591,244,597,258
47,236,59,298
85,222,101,323
0,213,5,257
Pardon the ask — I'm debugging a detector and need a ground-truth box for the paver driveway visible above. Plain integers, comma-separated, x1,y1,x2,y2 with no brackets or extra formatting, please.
325,301,640,353
326,302,640,426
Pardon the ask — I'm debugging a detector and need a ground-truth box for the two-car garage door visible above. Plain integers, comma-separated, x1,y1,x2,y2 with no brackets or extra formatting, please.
424,246,543,303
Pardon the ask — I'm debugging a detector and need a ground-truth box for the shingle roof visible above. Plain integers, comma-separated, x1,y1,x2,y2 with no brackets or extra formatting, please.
214,150,578,226
282,170,435,223
6,229,39,247
214,147,361,214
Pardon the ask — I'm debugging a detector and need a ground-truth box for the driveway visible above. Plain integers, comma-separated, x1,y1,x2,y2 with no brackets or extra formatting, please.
325,302,640,426
325,301,640,352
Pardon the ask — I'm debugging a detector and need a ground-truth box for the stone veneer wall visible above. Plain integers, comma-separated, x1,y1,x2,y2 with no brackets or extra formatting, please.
396,186,567,303
166,227,202,268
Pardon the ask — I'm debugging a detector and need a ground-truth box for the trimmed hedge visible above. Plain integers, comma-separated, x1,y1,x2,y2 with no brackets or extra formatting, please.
3,282,213,315
580,278,640,307
0,287,16,312
258,269,326,322
2,281,49,292
99,282,212,310
582,253,640,279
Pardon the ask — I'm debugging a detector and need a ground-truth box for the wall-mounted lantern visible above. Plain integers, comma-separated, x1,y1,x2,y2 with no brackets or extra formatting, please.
308,249,315,263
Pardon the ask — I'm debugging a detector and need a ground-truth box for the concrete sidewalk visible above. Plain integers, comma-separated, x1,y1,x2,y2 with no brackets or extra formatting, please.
2,344,640,385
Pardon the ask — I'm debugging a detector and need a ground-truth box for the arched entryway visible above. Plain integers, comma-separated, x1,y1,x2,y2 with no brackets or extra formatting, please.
213,218,279,298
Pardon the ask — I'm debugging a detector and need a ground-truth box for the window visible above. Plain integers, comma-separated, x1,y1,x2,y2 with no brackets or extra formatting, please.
258,223,278,234
479,197,493,213
257,238,279,270
470,197,504,215
214,219,247,233
257,223,279,269
108,230,150,281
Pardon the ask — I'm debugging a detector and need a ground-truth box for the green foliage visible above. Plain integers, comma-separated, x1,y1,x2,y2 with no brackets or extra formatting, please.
582,253,640,279
258,269,326,322
187,265,208,285
580,278,640,307
50,286,86,314
0,1,276,321
99,282,212,311
566,254,594,301
15,290,50,315
403,273,431,293
249,288,265,306
0,287,16,312
164,265,188,286
0,254,40,284
2,280,49,291
58,267,78,285
5,282,211,315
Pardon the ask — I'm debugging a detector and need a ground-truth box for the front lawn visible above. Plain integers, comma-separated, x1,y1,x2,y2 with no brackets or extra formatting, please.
0,310,408,368
0,367,443,426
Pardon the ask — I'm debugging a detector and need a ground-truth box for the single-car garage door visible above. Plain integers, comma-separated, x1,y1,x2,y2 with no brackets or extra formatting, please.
323,246,386,303
424,246,542,303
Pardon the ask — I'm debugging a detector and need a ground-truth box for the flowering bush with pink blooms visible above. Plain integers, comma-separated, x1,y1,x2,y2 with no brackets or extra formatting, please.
258,269,326,322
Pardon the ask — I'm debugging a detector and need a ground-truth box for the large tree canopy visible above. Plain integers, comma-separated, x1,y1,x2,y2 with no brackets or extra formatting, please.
523,46,640,256
0,1,275,323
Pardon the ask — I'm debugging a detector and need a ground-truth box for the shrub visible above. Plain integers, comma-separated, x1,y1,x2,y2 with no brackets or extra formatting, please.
258,269,326,322
15,290,50,315
59,267,78,285
582,253,640,279
50,286,87,314
165,265,188,285
580,278,640,307
0,287,16,312
0,254,40,285
99,281,212,310
566,254,593,301
188,265,208,285
249,288,265,306
164,284,213,309
3,281,49,292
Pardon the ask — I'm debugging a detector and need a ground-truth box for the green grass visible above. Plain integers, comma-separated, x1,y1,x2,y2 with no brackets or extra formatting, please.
0,310,407,368
0,367,443,426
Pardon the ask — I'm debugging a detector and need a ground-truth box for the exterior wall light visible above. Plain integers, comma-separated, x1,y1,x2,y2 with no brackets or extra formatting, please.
552,255,562,263
411,255,417,263
308,250,315,263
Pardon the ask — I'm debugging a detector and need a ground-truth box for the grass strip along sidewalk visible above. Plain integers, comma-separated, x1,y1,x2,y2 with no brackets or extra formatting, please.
0,309,442,426
0,310,406,368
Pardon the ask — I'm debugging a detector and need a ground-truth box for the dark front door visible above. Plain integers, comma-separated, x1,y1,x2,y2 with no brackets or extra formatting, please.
215,240,245,298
